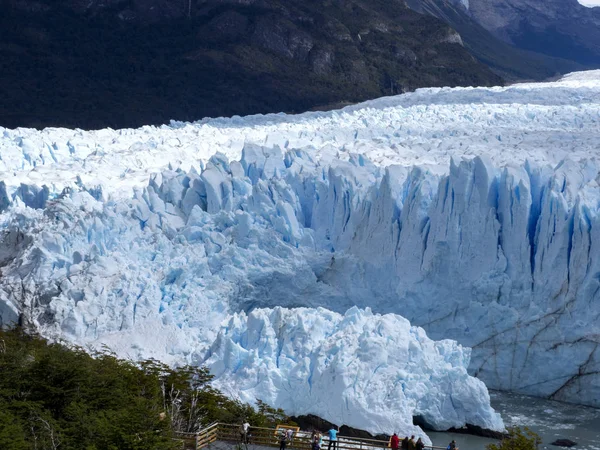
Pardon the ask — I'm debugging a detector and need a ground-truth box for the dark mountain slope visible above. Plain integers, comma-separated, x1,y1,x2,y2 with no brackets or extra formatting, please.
467,0,600,65
0,0,502,130
406,0,588,81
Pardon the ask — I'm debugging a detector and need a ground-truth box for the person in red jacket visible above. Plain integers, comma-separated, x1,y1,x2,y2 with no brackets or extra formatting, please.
390,433,400,450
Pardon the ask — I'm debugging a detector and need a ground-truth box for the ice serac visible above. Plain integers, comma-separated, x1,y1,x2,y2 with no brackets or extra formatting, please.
205,307,504,440
0,71,599,419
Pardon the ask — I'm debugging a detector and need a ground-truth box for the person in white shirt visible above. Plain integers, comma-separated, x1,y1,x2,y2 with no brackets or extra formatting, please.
240,421,251,444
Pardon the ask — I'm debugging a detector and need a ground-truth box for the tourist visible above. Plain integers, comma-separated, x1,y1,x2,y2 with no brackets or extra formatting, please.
401,436,409,450
279,429,290,450
240,421,250,444
327,426,339,450
391,433,400,450
408,435,416,450
286,428,294,444
447,440,457,450
313,431,323,450
415,437,424,450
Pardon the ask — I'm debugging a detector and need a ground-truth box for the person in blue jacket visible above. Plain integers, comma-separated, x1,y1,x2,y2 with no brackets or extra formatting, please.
327,426,339,450
447,440,458,450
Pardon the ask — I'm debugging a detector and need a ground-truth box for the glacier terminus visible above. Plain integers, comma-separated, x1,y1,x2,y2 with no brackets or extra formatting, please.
1,71,600,438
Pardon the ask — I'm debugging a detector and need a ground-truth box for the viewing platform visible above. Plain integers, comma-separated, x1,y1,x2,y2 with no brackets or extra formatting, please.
175,423,448,450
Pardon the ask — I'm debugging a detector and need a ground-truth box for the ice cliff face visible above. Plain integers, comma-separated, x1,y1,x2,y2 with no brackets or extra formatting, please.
206,307,503,439
1,71,600,432
0,165,506,436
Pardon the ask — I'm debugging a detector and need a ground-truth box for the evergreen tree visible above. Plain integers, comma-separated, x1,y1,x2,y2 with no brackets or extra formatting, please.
0,328,293,449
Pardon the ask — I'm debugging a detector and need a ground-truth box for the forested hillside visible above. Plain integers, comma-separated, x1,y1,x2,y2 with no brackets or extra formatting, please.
0,329,291,450
0,0,502,129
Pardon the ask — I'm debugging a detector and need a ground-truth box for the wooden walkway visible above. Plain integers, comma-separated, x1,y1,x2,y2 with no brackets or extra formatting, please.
174,423,447,450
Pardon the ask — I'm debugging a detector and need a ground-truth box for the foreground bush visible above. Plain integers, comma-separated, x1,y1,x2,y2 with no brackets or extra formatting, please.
0,328,289,449
486,427,541,450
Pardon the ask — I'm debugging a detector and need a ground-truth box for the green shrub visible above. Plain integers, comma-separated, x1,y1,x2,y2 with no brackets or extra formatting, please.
486,427,542,450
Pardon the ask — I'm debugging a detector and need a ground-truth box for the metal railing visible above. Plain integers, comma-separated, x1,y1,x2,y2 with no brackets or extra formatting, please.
175,423,447,450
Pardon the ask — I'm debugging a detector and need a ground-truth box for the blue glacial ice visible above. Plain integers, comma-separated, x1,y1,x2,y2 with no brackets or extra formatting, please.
1,70,600,435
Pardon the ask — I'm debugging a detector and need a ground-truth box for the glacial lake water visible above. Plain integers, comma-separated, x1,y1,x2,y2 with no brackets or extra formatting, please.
429,391,600,450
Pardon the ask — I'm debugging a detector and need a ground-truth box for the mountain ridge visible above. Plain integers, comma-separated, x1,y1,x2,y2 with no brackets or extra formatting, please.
406,0,600,78
467,0,600,64
0,0,501,129
405,0,592,81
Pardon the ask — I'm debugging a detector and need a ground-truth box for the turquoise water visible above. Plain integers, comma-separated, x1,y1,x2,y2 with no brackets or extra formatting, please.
429,391,600,450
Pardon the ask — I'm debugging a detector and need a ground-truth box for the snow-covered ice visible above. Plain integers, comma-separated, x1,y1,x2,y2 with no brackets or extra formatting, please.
1,70,600,434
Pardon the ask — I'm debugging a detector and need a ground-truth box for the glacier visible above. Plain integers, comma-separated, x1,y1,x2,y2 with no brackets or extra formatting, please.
1,70,600,434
